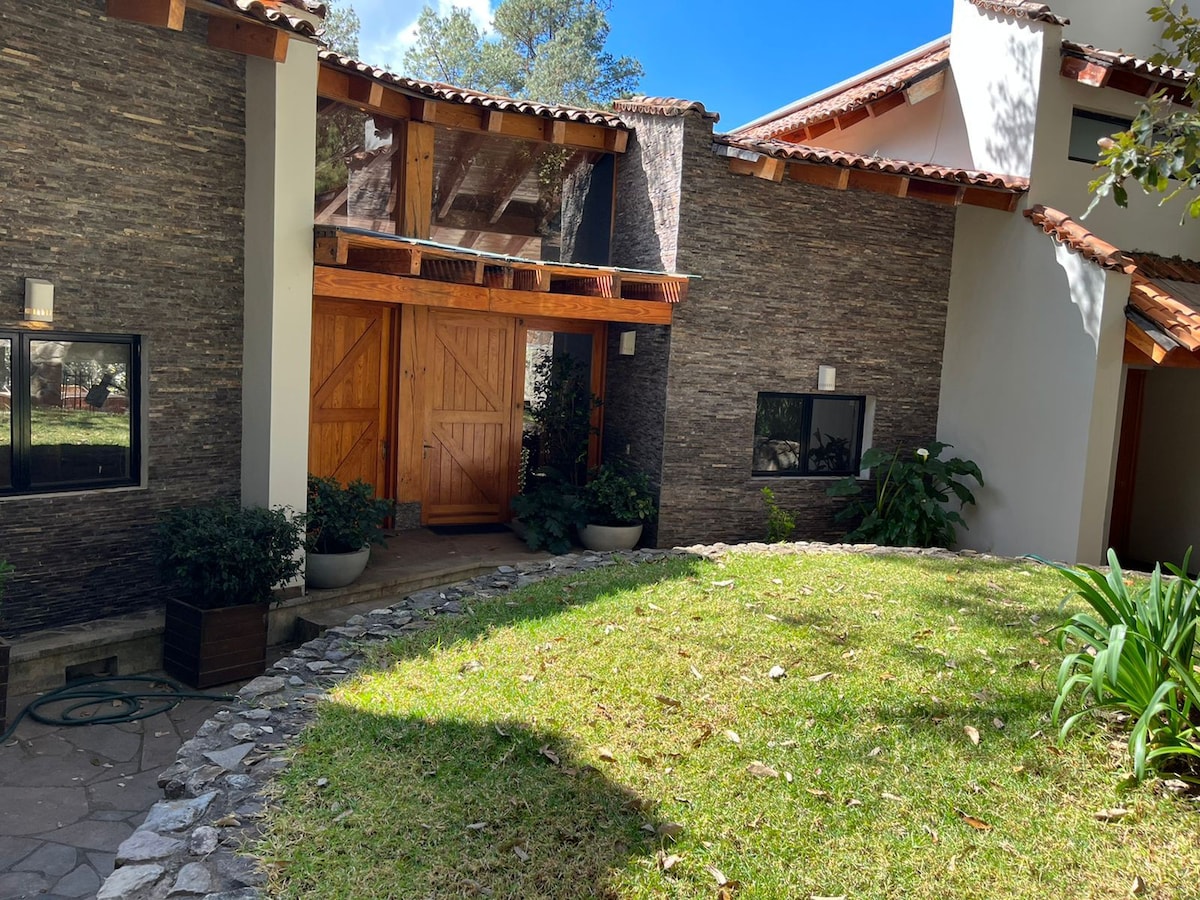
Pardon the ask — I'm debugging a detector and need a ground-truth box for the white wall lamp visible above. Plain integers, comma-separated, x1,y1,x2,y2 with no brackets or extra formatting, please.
24,278,54,323
618,330,636,356
817,364,837,392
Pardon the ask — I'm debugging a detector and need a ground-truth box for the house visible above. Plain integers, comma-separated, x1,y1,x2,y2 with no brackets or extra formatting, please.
3,0,1195,678
692,0,1200,568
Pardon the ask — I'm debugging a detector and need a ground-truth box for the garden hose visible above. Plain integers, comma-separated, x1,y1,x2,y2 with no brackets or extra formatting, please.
0,674,235,745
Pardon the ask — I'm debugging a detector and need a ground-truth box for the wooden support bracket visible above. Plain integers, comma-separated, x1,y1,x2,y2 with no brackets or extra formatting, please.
207,16,288,62
107,0,185,30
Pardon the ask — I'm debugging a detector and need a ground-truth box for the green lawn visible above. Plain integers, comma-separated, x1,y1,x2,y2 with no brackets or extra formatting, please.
0,408,129,448
256,552,1200,899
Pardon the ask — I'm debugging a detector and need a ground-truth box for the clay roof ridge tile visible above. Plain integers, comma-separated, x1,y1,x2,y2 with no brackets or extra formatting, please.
1023,205,1135,273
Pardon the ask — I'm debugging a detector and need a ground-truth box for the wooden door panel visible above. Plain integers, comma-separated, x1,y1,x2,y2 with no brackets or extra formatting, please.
422,310,516,523
309,299,392,495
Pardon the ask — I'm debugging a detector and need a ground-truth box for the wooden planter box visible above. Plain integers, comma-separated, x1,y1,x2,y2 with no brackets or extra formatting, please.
0,638,9,734
163,599,267,689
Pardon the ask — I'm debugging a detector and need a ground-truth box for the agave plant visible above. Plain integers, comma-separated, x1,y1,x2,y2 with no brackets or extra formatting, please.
1052,549,1200,780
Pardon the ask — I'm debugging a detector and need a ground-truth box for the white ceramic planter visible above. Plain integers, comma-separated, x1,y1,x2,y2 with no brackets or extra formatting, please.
305,546,371,589
579,523,643,551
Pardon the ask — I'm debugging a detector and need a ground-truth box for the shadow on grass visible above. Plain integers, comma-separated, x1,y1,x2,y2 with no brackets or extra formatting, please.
264,709,663,899
380,555,710,666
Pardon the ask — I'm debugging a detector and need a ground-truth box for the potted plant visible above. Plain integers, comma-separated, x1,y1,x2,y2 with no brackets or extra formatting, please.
579,462,657,551
0,560,12,733
156,501,303,688
305,474,393,589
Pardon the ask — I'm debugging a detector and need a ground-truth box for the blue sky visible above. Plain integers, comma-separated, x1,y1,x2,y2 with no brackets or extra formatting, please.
351,1,953,130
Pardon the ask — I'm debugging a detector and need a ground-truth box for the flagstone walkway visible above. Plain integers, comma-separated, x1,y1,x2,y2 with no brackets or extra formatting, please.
0,682,235,899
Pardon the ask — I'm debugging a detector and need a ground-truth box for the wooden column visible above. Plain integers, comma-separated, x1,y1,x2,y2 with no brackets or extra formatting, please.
396,121,435,239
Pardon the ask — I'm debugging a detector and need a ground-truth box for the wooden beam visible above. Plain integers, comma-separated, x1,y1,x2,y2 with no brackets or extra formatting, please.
904,69,946,105
435,133,485,221
460,231,482,249
207,17,288,62
483,110,506,133
786,163,851,191
348,78,385,110
107,0,185,30
314,236,349,265
313,266,673,324
318,67,412,120
868,91,907,118
752,155,786,182
544,119,568,144
960,186,1020,211
1124,320,1169,364
489,146,549,225
834,106,870,130
399,121,435,239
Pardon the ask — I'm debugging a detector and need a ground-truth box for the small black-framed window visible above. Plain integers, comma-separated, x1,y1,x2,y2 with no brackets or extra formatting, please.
1068,109,1132,164
752,392,865,477
0,331,141,495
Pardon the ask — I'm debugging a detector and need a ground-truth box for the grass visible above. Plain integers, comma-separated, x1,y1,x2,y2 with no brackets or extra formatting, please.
256,552,1200,899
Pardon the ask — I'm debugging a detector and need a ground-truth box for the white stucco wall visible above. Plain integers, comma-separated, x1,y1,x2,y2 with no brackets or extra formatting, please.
1128,368,1200,568
242,43,318,515
938,205,1128,564
1050,0,1165,60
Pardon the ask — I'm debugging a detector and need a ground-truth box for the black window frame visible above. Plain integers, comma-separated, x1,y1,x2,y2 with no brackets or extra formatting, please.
752,391,866,478
0,330,142,496
1068,108,1133,164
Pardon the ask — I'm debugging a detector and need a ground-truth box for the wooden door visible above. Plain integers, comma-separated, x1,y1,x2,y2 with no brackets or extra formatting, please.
420,309,520,524
309,298,394,495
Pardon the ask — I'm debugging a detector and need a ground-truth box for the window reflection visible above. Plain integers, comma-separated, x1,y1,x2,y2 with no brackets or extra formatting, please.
0,339,10,490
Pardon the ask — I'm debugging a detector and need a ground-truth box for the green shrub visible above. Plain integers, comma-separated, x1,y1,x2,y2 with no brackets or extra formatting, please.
826,441,982,548
583,462,656,526
761,487,795,543
306,475,393,554
1051,549,1200,780
511,474,586,554
156,502,304,609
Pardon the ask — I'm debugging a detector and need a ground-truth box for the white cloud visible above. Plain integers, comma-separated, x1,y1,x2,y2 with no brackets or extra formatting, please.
363,0,495,72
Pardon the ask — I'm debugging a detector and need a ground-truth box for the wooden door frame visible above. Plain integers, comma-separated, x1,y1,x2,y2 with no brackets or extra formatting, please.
1108,367,1147,560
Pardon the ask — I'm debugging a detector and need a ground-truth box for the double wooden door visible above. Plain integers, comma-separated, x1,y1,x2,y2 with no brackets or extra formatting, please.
311,298,603,525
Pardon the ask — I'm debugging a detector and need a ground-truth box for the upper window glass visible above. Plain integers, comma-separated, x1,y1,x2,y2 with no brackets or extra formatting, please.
1069,109,1132,164
753,392,865,477
1,333,140,494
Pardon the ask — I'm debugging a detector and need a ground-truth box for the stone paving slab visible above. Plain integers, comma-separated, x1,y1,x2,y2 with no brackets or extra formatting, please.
0,678,240,899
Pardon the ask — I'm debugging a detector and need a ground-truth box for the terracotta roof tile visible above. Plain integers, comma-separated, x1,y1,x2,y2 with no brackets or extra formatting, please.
717,136,1029,191
1062,41,1191,84
613,97,719,122
275,0,326,18
318,51,627,129
968,0,1069,26
734,41,949,141
211,0,322,37
1024,209,1200,355
1023,205,1135,272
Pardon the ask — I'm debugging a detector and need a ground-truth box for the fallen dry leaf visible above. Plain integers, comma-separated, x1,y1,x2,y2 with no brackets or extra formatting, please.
657,851,684,872
867,746,883,758
539,746,560,765
724,730,741,744
1094,807,1130,822
459,660,484,674
655,694,682,708
465,821,488,831
846,798,863,808
712,579,736,588
954,809,993,831
880,792,904,802
690,665,704,680
993,718,1006,730
808,672,833,683
1131,875,1147,895
213,815,240,828
768,665,787,680
513,845,530,862
746,761,780,778
598,747,617,763
706,865,729,885
657,821,685,841
964,725,981,746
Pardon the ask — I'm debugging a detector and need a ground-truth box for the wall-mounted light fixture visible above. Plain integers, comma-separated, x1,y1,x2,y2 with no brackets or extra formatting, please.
24,278,54,323
619,330,636,356
817,365,837,392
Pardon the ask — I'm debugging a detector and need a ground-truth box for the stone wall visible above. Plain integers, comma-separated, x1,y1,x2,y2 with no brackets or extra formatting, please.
0,1,246,633
653,115,957,546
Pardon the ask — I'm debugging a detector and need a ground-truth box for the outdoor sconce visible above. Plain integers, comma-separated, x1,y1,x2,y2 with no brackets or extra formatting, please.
619,331,636,356
24,278,54,323
817,365,837,392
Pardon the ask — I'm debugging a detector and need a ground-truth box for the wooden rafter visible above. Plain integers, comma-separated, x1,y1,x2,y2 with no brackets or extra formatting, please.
489,146,550,225
106,0,186,30
435,134,485,220
317,63,629,155
313,228,689,311
207,16,288,61
727,154,1021,212
1061,53,1188,104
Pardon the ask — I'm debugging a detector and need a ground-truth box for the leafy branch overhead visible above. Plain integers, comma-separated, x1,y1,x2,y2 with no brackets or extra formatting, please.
402,0,643,107
1089,1,1200,219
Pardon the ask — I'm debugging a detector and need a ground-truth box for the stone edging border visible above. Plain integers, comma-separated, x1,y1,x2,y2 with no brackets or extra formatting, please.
96,541,1002,899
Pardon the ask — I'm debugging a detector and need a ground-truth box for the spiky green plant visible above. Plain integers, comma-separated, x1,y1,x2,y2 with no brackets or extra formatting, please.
1052,549,1200,780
